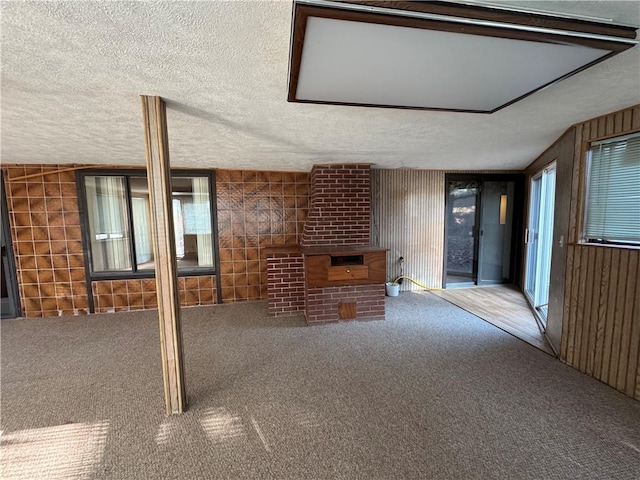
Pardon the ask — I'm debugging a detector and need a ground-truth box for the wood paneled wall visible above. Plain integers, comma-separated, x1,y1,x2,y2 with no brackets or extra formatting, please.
524,128,576,354
371,170,445,290
536,105,640,400
569,107,640,244
563,245,639,399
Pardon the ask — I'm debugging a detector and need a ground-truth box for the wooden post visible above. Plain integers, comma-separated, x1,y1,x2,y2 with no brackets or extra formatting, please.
140,96,186,414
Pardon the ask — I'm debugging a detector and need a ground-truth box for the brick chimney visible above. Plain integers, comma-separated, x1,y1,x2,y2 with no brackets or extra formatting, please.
266,163,386,323
300,164,371,247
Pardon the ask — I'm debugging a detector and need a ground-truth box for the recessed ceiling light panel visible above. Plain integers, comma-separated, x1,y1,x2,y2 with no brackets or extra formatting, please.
288,0,638,113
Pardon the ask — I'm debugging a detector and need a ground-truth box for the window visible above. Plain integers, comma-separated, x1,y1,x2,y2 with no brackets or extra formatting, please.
79,170,217,277
583,132,640,246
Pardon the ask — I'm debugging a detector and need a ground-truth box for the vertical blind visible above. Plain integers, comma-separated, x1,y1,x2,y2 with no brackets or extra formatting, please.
584,132,640,245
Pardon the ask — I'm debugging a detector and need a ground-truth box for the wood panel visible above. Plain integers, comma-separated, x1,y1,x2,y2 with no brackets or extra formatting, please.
600,248,620,385
338,301,357,320
565,105,639,400
628,264,640,397
371,169,445,290
592,248,611,379
327,265,369,281
305,250,386,288
527,104,640,401
564,245,639,400
141,95,186,415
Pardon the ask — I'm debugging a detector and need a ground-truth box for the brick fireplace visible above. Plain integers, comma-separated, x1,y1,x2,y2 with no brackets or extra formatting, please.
266,164,387,323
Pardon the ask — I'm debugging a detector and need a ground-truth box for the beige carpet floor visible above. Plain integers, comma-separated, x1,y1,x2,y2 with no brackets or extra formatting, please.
1,292,639,479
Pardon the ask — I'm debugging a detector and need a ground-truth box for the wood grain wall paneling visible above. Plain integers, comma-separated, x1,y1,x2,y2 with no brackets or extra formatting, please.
633,105,640,129
627,267,640,397
560,244,573,360
371,169,445,290
592,247,611,379
564,246,639,399
553,104,640,401
601,248,620,385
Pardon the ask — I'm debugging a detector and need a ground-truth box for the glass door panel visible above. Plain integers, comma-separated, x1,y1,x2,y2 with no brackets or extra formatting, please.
446,181,479,285
478,181,514,284
0,224,15,317
1,173,19,318
525,176,542,300
525,165,556,325
536,167,555,319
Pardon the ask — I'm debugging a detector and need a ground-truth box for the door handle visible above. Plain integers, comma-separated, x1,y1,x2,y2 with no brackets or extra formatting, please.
1,245,6,257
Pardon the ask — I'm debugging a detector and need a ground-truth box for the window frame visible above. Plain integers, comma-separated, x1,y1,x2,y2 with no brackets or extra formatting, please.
581,131,640,248
77,168,219,281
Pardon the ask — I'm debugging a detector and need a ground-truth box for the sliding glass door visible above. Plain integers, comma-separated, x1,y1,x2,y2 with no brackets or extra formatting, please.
525,164,556,325
478,181,515,285
1,172,19,318
446,181,480,285
445,175,520,288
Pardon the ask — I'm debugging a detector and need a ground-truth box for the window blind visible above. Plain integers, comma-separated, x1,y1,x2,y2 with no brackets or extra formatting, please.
584,132,640,245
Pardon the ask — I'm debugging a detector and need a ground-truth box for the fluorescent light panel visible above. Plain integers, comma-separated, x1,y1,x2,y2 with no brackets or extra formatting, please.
297,17,610,112
288,1,638,113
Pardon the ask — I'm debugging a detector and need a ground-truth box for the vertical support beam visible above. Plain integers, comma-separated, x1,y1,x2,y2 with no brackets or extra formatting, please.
140,95,186,414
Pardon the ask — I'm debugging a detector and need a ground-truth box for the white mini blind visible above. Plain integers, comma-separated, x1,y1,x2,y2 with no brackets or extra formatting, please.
584,132,640,245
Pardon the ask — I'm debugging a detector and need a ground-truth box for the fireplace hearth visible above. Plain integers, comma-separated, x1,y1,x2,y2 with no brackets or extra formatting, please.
266,164,388,323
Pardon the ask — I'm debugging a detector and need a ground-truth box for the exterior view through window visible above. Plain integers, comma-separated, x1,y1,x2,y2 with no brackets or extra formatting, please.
81,172,215,276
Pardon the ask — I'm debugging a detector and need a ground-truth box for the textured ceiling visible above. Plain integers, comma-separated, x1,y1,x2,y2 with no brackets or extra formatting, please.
1,0,639,172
